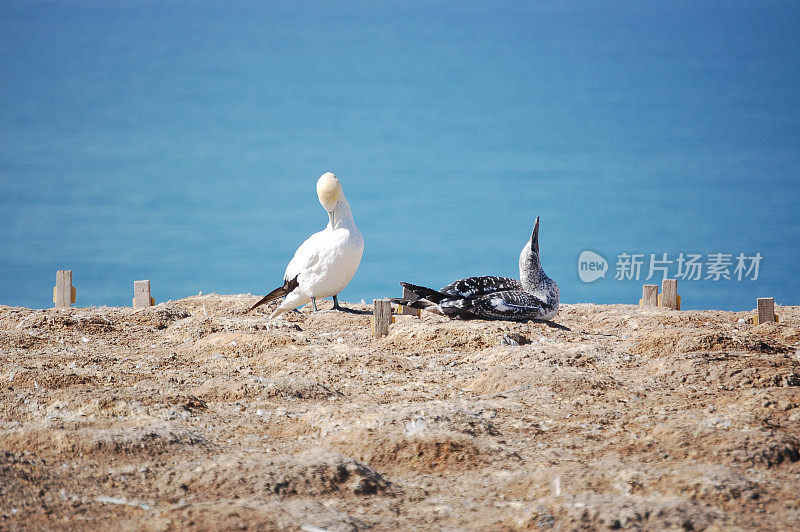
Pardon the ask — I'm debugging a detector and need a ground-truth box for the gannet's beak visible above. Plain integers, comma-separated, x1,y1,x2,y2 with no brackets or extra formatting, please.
326,200,340,226
531,216,540,255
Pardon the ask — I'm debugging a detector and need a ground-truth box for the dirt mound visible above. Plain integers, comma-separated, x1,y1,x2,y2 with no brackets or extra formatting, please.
1,422,207,459
551,494,721,531
60,314,116,333
168,448,392,497
724,430,800,468
194,376,341,402
326,427,486,473
0,451,52,508
641,351,800,390
192,331,307,355
389,401,501,436
633,330,791,357
684,332,790,354
382,317,548,353
466,364,618,396
150,303,192,329
1,298,798,530
13,371,98,390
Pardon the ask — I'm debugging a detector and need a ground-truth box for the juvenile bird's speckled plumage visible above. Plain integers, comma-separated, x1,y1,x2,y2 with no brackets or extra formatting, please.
392,217,559,321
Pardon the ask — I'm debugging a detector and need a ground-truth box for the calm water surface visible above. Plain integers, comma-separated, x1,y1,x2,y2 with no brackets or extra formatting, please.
1,1,799,310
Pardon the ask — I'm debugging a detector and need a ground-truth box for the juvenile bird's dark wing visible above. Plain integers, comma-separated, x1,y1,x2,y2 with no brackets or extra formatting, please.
392,280,553,322
440,276,524,298
469,290,548,321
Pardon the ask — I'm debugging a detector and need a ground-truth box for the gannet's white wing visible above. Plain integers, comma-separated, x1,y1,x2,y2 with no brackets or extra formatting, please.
284,229,326,282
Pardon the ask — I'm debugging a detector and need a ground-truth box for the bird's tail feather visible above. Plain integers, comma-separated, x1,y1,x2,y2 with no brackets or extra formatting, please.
247,276,299,313
388,297,436,310
399,282,448,304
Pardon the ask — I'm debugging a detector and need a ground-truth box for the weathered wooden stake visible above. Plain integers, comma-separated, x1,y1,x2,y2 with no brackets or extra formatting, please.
658,279,680,310
640,284,658,307
53,270,75,308
398,286,422,317
756,297,775,325
133,280,155,308
372,298,392,338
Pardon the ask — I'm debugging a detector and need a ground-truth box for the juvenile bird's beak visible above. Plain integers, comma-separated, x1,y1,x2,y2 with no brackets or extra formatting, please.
531,216,540,255
328,209,335,226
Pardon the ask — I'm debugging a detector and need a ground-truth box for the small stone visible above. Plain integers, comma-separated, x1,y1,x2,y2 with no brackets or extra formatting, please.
501,335,519,346
550,475,561,496
537,514,555,528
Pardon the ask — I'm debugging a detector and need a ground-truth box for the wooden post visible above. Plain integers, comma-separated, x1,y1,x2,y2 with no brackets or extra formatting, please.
640,284,658,307
53,270,75,308
398,286,421,317
756,297,775,325
371,298,392,338
658,279,680,310
133,280,155,308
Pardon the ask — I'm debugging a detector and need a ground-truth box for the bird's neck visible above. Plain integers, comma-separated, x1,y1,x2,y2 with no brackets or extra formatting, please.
522,263,558,306
521,263,543,291
519,243,539,291
329,192,356,230
520,245,556,303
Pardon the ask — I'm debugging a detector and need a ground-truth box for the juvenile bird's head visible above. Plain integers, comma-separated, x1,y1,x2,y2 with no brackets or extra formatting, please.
519,216,548,291
316,172,342,214
520,216,541,268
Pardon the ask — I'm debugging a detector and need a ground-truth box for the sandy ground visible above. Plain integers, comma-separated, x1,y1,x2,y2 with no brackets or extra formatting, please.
1,295,799,531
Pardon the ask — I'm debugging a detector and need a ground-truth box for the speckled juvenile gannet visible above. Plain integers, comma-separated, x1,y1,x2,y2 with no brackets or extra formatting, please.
392,217,559,321
247,172,364,318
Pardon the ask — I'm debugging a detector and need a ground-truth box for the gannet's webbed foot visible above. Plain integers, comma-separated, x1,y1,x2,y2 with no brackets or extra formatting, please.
311,297,318,312
330,295,363,313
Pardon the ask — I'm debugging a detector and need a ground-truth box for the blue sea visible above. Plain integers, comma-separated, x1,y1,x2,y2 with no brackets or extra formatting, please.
1,1,799,311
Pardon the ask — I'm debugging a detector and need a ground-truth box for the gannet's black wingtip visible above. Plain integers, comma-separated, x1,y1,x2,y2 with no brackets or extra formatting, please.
247,275,299,313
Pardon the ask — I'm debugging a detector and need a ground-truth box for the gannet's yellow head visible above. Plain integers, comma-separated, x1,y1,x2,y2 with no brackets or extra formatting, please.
316,172,342,212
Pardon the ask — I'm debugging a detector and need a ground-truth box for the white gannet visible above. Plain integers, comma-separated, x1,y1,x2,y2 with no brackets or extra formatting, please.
391,217,559,321
247,172,364,318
